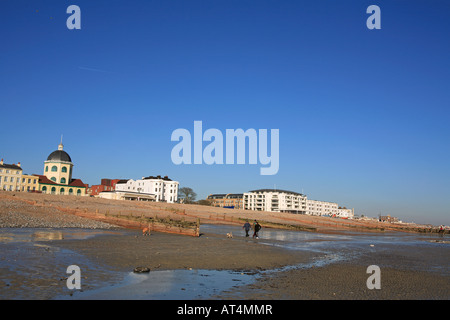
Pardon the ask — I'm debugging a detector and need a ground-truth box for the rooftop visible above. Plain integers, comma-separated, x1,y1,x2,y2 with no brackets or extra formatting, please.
0,163,23,171
248,189,305,196
143,175,173,181
46,150,72,163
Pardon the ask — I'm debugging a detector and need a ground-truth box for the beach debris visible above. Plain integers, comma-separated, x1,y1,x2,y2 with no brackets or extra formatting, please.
428,240,450,244
370,244,375,247
226,232,233,238
133,266,150,273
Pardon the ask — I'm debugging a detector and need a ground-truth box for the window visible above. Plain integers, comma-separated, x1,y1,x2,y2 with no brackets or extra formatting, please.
45,166,48,172
51,177,56,182
51,187,56,194
60,178,66,184
60,188,65,195
51,166,57,172
42,186,47,193
77,189,81,196
69,189,73,195
62,167,67,173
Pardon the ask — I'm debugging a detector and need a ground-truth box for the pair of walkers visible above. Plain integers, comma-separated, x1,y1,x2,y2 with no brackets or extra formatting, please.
243,220,261,239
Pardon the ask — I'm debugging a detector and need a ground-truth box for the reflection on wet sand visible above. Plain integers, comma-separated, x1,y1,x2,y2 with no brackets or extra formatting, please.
33,231,64,241
0,228,125,244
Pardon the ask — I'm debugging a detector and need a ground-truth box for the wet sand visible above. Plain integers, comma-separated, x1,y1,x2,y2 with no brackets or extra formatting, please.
0,228,314,300
1,192,449,300
54,230,312,273
219,247,450,300
44,229,450,300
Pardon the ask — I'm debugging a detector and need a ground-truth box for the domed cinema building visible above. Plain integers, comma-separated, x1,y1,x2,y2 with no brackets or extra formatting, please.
36,142,87,196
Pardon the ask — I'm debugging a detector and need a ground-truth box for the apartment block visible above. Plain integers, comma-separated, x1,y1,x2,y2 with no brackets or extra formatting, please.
207,193,244,209
243,189,307,214
115,175,179,203
0,159,23,191
306,199,338,216
337,207,353,218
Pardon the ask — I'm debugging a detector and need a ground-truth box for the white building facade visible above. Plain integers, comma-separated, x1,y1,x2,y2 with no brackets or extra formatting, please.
115,175,179,203
306,199,338,216
336,208,353,218
243,189,307,214
243,188,354,218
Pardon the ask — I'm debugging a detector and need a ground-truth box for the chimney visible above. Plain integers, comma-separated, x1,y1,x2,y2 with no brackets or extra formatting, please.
17,162,21,167
0,159,3,165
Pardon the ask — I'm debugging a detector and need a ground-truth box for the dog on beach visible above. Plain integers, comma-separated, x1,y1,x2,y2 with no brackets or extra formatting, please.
142,227,150,236
226,232,233,238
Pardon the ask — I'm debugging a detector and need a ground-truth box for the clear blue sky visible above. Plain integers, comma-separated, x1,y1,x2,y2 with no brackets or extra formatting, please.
1,1,449,225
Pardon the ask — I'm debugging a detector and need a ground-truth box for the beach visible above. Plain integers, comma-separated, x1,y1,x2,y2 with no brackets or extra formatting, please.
218,244,450,300
0,192,449,300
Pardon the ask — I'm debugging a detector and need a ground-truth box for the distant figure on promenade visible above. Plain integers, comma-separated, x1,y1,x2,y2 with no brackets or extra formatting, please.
253,220,261,239
243,220,251,237
142,227,150,236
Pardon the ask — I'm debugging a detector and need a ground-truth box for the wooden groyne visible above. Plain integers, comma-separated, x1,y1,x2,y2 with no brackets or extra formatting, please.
55,207,201,237
102,213,201,237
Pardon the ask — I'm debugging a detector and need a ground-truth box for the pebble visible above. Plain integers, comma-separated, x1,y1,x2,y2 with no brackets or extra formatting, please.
0,199,118,229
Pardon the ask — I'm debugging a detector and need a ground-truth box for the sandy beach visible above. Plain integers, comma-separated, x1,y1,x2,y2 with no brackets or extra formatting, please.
0,191,449,300
218,246,450,300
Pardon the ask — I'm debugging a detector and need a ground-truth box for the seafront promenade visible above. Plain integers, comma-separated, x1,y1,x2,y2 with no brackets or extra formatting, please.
0,192,444,234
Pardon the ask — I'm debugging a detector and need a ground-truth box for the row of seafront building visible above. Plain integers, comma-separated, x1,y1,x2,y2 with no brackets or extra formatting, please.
208,189,354,218
97,176,179,203
1,141,352,217
0,142,179,203
0,142,86,196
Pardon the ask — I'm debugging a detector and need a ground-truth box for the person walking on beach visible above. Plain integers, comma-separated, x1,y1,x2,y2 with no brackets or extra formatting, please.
253,220,261,239
243,220,251,237
439,225,445,237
